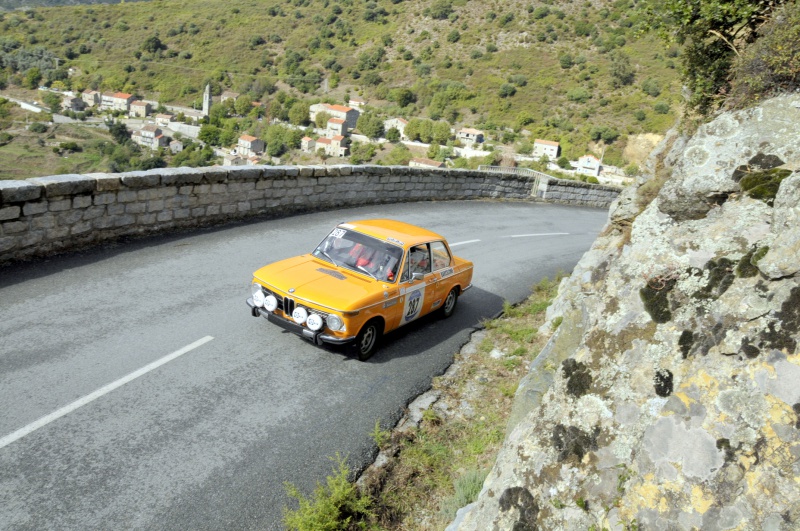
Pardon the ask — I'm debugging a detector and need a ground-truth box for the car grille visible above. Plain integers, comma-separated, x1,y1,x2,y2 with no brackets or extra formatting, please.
282,297,295,316
259,286,327,321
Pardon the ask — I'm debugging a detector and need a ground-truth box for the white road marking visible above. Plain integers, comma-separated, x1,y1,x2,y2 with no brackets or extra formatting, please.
504,233,570,238
0,336,214,450
449,239,481,247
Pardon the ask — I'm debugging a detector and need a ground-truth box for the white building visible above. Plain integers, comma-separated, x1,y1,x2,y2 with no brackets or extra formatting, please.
533,139,560,160
576,154,601,177
132,124,168,150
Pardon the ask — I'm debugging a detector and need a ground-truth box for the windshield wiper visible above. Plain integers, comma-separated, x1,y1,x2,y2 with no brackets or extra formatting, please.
357,265,378,280
321,250,341,268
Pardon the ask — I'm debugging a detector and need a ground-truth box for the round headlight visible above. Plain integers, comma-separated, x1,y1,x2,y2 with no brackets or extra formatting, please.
252,290,266,308
251,283,263,296
292,307,308,324
326,314,343,331
264,295,278,312
307,313,323,331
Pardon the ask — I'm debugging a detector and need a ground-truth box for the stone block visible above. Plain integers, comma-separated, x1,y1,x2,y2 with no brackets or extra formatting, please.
28,174,96,197
92,217,115,230
156,211,174,222
2,220,27,234
174,208,191,219
125,203,146,215
120,171,160,189
45,227,69,241
82,206,106,221
91,173,121,192
221,204,237,214
206,205,221,216
148,200,165,212
20,230,44,247
202,167,230,184
31,215,55,230
160,167,205,186
48,199,72,212
0,236,16,253
227,166,263,181
0,180,43,203
137,213,157,225
71,221,93,235
117,190,138,203
107,203,125,216
192,207,206,218
94,193,116,206
0,206,21,221
115,215,136,227
72,196,93,209
58,209,84,225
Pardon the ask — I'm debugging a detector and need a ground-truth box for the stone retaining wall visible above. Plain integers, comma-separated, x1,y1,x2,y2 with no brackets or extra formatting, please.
0,165,620,265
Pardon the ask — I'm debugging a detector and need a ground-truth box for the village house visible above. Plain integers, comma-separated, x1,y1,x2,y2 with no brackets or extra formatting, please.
222,152,246,166
131,124,168,150
129,100,151,118
301,136,315,153
309,103,360,131
155,114,174,128
314,136,349,157
169,139,183,154
220,91,240,103
348,95,366,109
326,117,347,138
409,157,445,169
237,135,265,157
456,128,484,144
576,154,601,177
81,90,100,107
61,96,85,113
532,139,560,160
101,92,135,113
384,117,408,140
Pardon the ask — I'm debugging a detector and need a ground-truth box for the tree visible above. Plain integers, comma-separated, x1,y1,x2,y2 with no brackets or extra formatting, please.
234,95,254,117
356,112,384,139
23,68,42,90
142,35,166,54
288,101,310,125
315,111,332,129
499,83,516,98
108,121,130,144
42,92,62,114
609,51,635,88
385,127,401,142
388,88,416,108
432,121,452,144
198,125,222,145
643,0,789,114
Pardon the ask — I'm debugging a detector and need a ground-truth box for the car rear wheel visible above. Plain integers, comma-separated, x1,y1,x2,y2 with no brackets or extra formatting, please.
441,287,459,318
352,319,382,361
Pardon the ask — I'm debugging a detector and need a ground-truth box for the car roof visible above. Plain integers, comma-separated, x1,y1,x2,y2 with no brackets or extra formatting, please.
341,219,445,247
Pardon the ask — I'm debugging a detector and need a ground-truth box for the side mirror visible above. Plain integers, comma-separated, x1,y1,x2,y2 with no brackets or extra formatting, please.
411,272,424,282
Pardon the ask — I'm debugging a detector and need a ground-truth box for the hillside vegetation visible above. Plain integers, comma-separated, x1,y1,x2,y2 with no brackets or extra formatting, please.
1,0,683,175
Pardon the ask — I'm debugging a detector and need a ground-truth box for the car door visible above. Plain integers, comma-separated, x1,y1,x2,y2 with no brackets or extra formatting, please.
398,243,437,325
428,240,455,311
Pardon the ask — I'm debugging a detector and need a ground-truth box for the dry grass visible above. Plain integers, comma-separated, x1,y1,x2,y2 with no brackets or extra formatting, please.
365,274,565,530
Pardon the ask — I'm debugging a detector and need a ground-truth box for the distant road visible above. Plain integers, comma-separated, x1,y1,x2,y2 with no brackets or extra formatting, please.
0,200,609,530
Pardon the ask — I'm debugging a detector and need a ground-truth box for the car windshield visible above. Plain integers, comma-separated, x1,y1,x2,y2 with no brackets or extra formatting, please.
313,227,404,283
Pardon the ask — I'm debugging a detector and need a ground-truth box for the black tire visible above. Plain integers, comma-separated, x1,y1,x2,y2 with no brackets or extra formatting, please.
441,287,459,318
352,319,382,361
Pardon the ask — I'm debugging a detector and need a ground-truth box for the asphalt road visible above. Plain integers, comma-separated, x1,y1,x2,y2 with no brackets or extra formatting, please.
0,200,609,530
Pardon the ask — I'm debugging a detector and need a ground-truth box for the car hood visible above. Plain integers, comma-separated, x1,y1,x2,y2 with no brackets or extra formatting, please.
253,254,386,312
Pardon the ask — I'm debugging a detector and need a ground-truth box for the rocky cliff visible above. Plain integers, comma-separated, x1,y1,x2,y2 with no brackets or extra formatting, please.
456,94,800,530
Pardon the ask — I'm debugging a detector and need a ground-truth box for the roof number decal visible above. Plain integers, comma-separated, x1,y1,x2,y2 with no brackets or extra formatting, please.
331,228,347,239
387,237,404,246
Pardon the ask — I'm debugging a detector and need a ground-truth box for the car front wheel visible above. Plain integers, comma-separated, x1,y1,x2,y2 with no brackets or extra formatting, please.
441,287,459,318
352,319,382,361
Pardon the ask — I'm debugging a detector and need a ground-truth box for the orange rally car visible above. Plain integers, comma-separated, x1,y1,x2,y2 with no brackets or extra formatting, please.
247,219,474,360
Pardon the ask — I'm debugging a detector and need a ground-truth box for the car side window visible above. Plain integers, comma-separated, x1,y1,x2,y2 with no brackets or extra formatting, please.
401,244,430,281
430,241,451,271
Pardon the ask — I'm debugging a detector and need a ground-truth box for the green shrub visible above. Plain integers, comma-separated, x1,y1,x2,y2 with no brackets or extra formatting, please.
29,122,48,133
283,455,374,531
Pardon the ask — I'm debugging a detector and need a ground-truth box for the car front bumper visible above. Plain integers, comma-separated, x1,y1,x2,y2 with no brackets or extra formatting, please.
246,297,355,346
